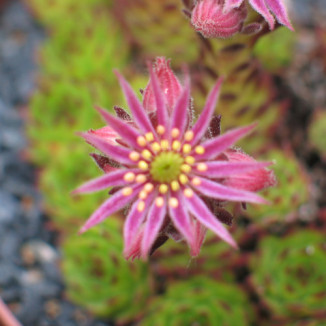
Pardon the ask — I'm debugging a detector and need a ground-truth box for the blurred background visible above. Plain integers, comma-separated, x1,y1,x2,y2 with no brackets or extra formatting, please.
0,0,326,325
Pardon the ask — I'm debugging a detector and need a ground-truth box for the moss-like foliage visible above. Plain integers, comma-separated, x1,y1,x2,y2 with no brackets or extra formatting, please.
308,110,326,158
251,230,326,318
142,276,254,326
246,149,309,223
63,218,151,321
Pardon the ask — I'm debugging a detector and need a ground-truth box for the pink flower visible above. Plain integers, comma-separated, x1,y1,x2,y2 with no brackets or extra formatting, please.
224,0,293,31
191,0,248,38
74,58,275,259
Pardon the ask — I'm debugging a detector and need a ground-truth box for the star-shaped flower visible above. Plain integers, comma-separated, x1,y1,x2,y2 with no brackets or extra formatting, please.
74,58,276,259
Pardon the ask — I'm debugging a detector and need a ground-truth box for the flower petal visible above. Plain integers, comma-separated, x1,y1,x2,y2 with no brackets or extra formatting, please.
265,0,293,30
73,169,140,194
249,0,275,29
79,184,142,233
194,123,256,160
114,70,156,135
184,192,237,248
191,78,223,145
141,197,167,259
195,160,272,178
224,0,244,11
193,176,268,204
79,132,133,165
95,107,141,149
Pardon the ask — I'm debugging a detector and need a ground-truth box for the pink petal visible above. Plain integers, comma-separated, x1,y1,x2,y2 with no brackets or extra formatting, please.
95,107,141,149
184,192,237,248
141,197,167,259
265,0,294,30
249,0,275,29
148,65,168,127
114,70,156,135
193,176,268,204
170,75,191,137
192,220,207,256
79,184,142,233
191,78,223,145
195,123,256,160
79,132,133,165
195,161,272,178
123,193,155,256
89,126,118,144
73,169,140,194
224,0,244,11
168,191,197,254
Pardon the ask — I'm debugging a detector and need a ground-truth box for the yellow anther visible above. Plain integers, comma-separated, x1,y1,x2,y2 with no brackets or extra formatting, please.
145,132,154,142
136,174,147,183
138,160,149,170
122,187,133,196
192,177,201,186
155,197,164,207
185,156,195,165
184,188,194,198
123,172,135,183
142,149,152,160
161,140,169,150
159,184,168,194
179,174,189,185
139,190,147,200
137,136,147,147
151,142,161,152
137,201,145,212
184,130,194,142
195,145,205,155
156,125,165,135
181,164,192,173
197,163,207,172
144,183,154,193
172,140,181,151
171,128,180,139
169,197,179,208
170,180,180,191
129,151,140,161
183,144,192,154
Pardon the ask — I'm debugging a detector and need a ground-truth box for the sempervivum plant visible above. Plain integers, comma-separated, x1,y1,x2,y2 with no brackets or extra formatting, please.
74,57,276,259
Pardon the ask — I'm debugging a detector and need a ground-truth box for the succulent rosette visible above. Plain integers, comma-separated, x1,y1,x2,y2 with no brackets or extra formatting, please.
74,58,276,260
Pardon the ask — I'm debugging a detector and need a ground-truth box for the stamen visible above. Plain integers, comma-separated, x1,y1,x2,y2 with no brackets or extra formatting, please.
159,184,168,194
137,201,145,212
169,197,179,208
181,164,191,173
155,197,164,207
156,125,165,135
129,151,140,161
183,144,192,154
185,156,195,165
136,174,147,183
138,160,149,170
197,163,207,172
161,140,169,150
179,174,189,185
195,145,205,155
171,128,180,139
170,180,180,191
145,132,154,142
144,183,154,193
184,188,194,198
142,149,152,160
151,142,161,152
122,187,133,196
172,140,181,151
192,177,201,186
137,136,147,147
124,172,135,182
139,190,147,200
184,130,194,142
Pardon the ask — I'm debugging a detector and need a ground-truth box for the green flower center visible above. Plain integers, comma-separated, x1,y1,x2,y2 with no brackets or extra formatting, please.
150,152,183,183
